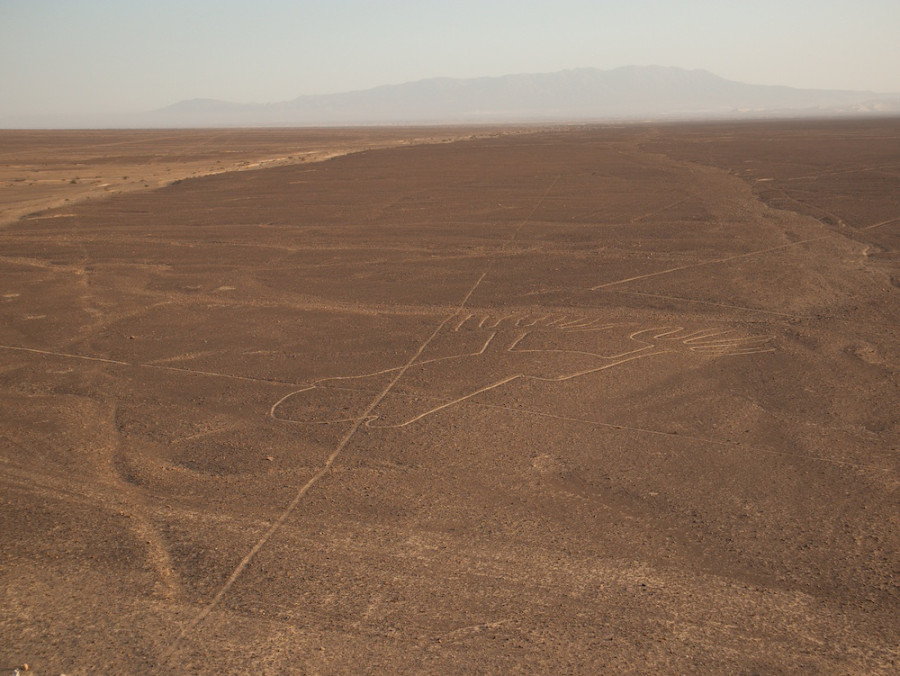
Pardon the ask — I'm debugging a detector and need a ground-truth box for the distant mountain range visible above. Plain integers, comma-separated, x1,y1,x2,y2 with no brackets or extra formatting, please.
7,66,900,128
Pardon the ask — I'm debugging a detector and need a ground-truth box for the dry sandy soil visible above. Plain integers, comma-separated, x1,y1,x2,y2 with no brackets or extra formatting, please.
0,127,516,228
0,120,897,674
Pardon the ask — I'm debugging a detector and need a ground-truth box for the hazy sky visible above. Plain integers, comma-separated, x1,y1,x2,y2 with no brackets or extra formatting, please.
2,0,899,118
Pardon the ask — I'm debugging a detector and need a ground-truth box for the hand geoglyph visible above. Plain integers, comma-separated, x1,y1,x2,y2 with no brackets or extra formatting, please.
271,313,773,428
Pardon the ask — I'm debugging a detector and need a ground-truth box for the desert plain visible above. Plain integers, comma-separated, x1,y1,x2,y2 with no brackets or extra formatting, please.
0,120,897,673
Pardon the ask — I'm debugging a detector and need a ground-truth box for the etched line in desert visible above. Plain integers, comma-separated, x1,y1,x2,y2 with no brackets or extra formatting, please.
273,319,774,429
177,173,569,633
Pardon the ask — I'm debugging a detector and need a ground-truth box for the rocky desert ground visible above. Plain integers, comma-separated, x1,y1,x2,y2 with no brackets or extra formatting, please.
1,120,897,674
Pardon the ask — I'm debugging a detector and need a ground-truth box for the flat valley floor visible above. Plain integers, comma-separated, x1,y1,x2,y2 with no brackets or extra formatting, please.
1,121,897,673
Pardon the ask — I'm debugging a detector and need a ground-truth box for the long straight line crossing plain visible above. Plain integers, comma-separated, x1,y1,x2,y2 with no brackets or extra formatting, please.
161,272,486,662
162,174,561,660
589,236,832,290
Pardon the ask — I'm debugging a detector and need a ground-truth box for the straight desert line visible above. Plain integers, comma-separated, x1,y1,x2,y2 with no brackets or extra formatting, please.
160,273,487,662
862,216,899,230
590,236,831,290
0,344,304,387
161,173,561,661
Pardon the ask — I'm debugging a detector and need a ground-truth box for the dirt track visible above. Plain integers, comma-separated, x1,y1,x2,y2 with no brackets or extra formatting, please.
1,120,898,673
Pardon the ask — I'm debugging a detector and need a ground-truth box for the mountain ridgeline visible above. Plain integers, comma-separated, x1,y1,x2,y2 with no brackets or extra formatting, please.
151,66,899,127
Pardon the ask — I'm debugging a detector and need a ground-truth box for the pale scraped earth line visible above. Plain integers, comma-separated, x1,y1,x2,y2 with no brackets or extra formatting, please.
0,344,304,387
160,174,561,660
158,271,488,662
269,324,772,429
589,236,832,290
